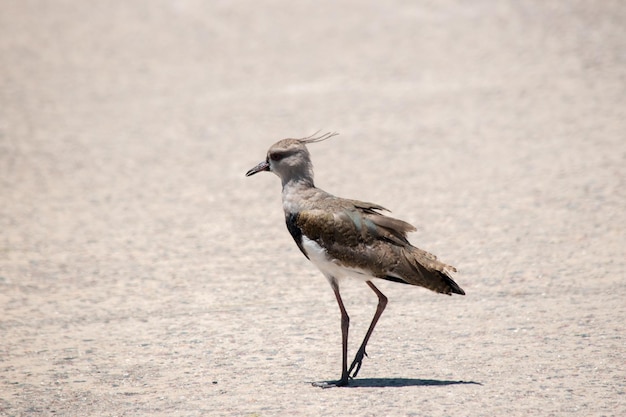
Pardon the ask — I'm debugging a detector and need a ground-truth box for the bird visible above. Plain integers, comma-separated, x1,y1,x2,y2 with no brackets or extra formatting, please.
245,132,465,388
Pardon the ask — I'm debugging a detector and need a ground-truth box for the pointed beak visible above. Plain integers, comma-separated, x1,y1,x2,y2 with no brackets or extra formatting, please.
245,160,270,177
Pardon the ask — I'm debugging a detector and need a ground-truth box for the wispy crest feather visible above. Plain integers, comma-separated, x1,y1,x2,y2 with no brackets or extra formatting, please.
300,131,339,144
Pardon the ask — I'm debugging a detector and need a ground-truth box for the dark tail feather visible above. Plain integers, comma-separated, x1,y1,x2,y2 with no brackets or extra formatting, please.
383,268,465,295
439,271,465,295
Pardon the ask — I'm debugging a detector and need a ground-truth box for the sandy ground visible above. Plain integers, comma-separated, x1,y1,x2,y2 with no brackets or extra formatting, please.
1,1,625,416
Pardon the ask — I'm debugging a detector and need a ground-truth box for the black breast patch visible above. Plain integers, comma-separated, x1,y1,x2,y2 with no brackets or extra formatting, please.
285,212,309,259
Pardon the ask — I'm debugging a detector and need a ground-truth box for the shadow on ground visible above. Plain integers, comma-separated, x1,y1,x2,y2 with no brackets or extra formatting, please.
350,378,482,388
310,378,483,388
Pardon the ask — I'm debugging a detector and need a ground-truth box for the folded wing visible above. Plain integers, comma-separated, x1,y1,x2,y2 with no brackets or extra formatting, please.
295,202,464,296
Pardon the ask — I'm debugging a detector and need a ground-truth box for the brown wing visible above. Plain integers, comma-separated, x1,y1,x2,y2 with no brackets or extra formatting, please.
295,207,464,295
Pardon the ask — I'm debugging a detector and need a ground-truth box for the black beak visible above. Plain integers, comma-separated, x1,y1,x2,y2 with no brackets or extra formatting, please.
245,160,270,176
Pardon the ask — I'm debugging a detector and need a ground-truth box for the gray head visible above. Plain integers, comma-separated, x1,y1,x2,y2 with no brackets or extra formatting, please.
246,132,338,186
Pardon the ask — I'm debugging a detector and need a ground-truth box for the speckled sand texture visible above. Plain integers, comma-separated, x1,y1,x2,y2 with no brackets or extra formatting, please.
1,1,625,416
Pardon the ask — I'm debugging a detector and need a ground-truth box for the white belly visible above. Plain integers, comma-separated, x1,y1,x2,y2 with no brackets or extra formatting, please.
301,235,373,282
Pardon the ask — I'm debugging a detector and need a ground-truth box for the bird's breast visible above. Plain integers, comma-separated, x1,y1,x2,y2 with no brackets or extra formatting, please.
285,212,309,259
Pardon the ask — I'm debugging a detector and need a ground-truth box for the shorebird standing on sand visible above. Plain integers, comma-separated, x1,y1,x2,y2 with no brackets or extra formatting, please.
246,132,465,388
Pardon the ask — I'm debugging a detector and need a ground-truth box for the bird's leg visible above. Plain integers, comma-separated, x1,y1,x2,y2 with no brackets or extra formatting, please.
348,281,388,379
312,279,350,388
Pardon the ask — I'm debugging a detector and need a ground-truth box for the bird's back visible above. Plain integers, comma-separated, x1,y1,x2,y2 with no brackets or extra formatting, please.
286,187,465,295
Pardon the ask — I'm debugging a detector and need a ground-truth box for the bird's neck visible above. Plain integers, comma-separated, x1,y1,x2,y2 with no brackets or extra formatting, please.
281,177,315,214
280,171,314,189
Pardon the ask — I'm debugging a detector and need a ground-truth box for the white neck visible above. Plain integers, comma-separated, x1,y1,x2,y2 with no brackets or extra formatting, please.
281,178,314,214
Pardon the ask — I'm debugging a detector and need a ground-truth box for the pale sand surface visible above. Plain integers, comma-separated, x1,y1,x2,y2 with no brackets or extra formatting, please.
1,1,625,416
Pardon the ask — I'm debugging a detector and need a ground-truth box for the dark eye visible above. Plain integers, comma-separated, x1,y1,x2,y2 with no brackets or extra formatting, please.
269,152,285,161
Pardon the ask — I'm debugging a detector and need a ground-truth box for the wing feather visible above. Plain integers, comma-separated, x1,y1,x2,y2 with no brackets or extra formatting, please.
293,199,464,295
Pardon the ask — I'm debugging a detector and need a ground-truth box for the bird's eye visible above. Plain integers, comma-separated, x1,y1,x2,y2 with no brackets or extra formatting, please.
269,152,285,161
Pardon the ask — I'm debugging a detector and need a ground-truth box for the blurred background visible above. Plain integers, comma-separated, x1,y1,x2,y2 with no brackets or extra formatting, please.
1,1,624,415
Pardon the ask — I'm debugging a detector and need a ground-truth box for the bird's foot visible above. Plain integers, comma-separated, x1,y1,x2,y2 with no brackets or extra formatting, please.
312,377,350,388
348,348,368,378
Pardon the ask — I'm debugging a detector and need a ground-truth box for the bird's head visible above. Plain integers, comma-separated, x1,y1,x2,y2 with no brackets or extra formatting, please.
246,132,337,187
